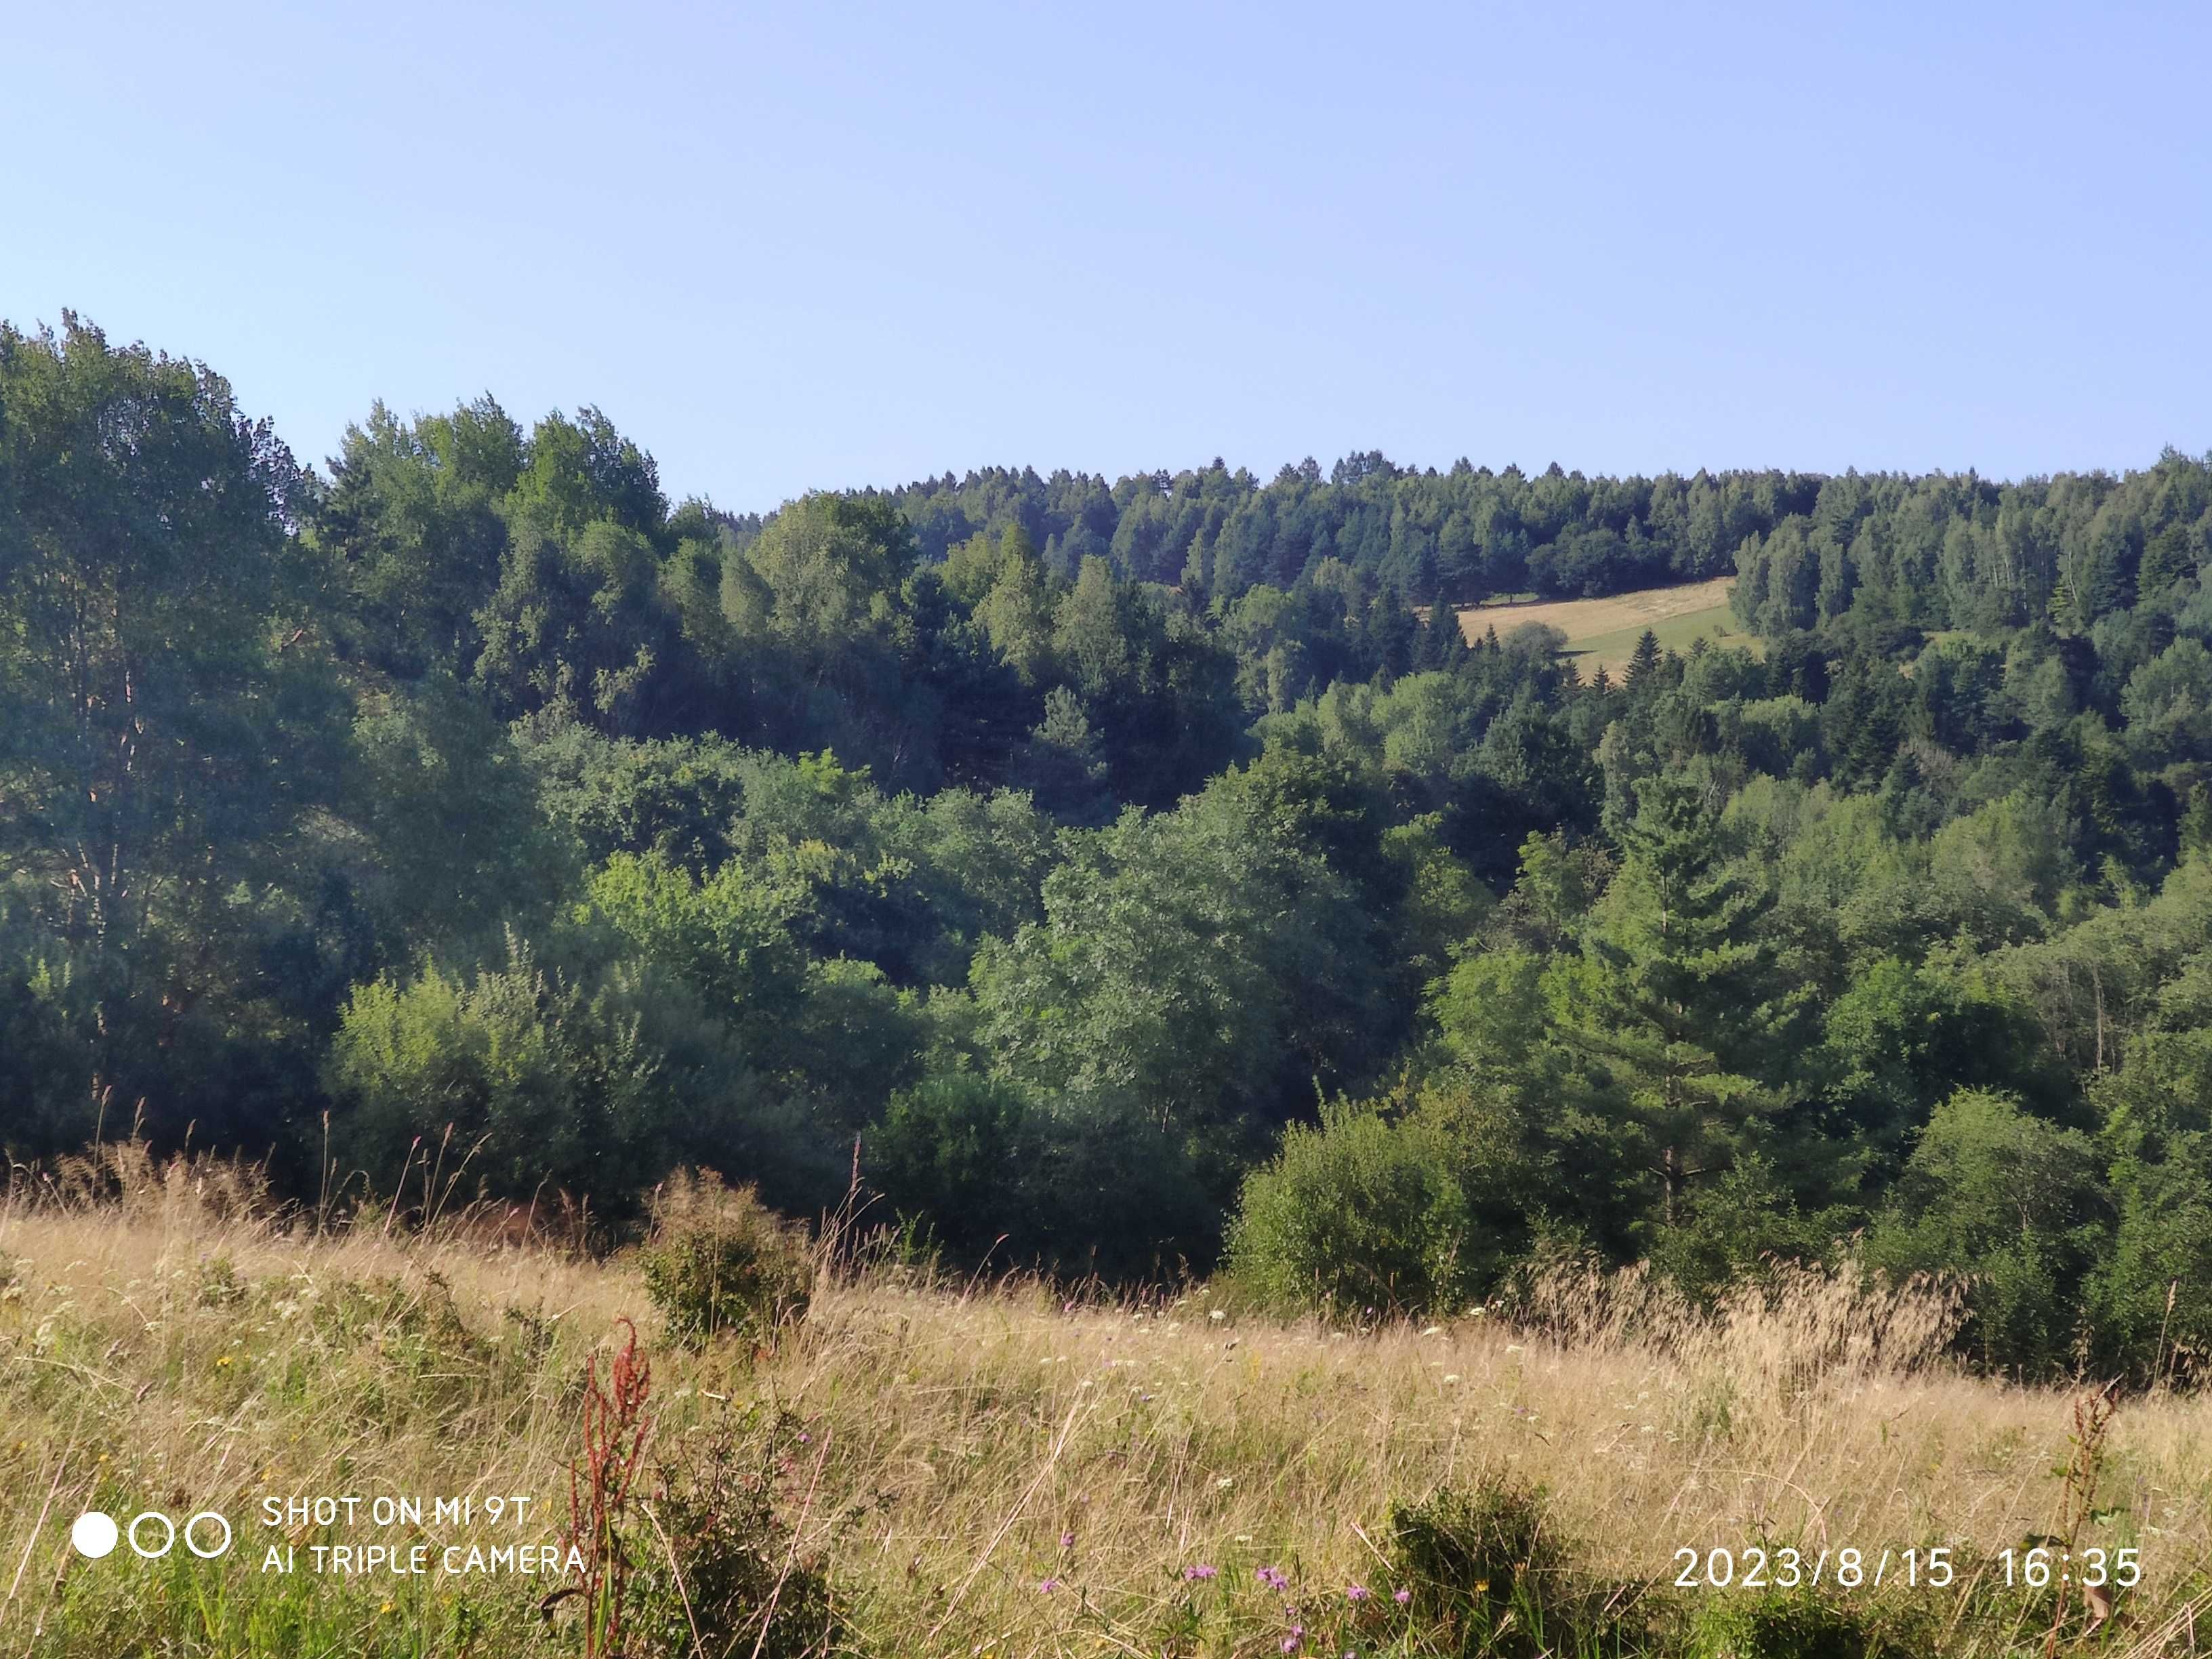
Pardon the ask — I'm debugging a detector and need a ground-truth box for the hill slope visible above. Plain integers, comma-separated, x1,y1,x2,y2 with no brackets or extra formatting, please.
1456,575,1751,676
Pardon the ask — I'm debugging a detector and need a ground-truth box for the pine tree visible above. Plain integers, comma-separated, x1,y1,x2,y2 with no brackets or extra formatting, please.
1624,628,1663,689
1412,602,1462,672
1551,775,1797,1231
1370,579,1417,679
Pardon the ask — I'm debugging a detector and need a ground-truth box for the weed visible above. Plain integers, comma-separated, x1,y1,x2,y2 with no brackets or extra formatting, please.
638,1169,813,1351
554,1317,656,1659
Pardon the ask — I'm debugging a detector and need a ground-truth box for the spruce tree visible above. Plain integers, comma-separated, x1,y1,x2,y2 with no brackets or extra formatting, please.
1550,775,1798,1231
1624,628,1663,689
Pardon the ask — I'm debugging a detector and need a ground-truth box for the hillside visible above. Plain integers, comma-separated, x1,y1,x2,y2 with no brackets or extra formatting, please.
9,321,2212,1403
1454,575,1752,678
4,1172,2205,1657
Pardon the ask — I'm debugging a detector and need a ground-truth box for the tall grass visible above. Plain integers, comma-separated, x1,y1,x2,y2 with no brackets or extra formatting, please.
3,1148,2210,1655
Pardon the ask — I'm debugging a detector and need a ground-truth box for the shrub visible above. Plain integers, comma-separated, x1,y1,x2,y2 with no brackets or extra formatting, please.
1864,1088,2104,1372
1226,1099,1475,1316
1689,1588,1917,1659
1385,1477,1643,1658
628,1410,841,1659
323,933,668,1208
868,1073,1033,1259
869,1073,1217,1278
637,1170,813,1349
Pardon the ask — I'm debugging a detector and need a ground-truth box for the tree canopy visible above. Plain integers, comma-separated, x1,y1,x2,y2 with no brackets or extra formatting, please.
9,314,2212,1377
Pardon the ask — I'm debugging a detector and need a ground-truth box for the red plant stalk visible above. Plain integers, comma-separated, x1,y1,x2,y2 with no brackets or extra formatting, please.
563,1317,655,1659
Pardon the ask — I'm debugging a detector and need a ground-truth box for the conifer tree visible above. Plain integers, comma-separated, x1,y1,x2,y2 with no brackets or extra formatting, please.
1549,775,1798,1230
1624,628,1663,689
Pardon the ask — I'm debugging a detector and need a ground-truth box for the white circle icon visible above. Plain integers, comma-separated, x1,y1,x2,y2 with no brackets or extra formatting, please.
70,1512,120,1559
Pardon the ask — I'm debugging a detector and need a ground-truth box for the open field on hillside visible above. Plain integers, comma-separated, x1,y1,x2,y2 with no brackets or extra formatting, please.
5,1168,2210,1657
1456,576,1755,678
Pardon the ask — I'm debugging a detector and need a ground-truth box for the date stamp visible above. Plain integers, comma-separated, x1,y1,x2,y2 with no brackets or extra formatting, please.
1673,1547,1944,1591
1670,1545,2143,1592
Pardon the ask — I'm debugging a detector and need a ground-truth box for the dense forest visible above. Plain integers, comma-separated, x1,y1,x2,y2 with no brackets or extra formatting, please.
7,316,2212,1379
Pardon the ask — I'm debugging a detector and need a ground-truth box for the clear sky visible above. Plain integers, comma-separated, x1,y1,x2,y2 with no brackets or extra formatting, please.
6,2,2207,510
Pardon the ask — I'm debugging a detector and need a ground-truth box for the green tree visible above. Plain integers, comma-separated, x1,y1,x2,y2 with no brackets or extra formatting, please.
1867,1088,2106,1374
0,316,350,1141
312,396,522,676
972,780,1386,1181
1549,775,1802,1235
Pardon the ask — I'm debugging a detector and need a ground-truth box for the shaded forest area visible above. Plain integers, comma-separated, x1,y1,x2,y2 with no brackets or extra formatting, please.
7,316,2212,1377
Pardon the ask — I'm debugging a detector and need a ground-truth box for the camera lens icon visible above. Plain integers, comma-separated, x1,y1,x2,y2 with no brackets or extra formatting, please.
70,1513,119,1559
70,1509,231,1561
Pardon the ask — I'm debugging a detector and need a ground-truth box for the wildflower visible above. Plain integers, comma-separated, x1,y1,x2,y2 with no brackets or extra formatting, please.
1281,1627,1305,1654
1441,1374,1460,1384
1184,1563,1218,1581
1216,1476,1234,1490
1038,1576,1063,1593
377,1600,394,1616
216,1355,234,1368
1345,1584,1370,1601
1257,1565,1290,1592
1393,1589,1412,1605
1061,1531,1075,1549
1209,1309,1226,1321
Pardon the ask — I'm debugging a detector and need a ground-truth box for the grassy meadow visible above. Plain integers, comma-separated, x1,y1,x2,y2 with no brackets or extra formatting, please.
1454,577,1756,678
4,1154,2211,1658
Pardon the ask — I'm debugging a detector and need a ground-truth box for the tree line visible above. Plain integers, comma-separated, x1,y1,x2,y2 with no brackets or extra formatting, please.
5,314,2212,1378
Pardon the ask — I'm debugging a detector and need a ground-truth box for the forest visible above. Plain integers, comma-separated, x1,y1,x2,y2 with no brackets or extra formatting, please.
7,314,2212,1381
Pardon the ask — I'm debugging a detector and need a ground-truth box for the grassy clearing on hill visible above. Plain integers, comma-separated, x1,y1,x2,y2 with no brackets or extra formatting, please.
1456,577,1755,678
4,1156,2211,1657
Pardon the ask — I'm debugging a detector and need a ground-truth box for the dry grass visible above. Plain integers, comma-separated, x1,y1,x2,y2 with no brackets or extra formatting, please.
1455,576,1751,678
5,1155,2212,1656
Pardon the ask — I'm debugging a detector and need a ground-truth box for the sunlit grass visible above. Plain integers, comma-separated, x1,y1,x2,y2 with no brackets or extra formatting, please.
4,1153,2210,1655
1455,577,1757,678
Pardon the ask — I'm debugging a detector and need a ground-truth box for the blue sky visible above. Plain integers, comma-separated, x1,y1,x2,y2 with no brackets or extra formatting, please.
5,2,2207,510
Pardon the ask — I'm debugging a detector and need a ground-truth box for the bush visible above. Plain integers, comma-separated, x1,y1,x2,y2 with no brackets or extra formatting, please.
637,1170,813,1349
868,1073,1033,1260
323,933,668,1207
1226,1099,1475,1316
869,1074,1218,1278
1689,1588,1919,1659
1386,1478,1642,1658
627,1410,841,1659
1864,1088,2104,1372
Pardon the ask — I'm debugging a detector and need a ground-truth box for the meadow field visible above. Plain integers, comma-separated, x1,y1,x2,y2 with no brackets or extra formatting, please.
1455,577,1754,678
3,1153,2210,1658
